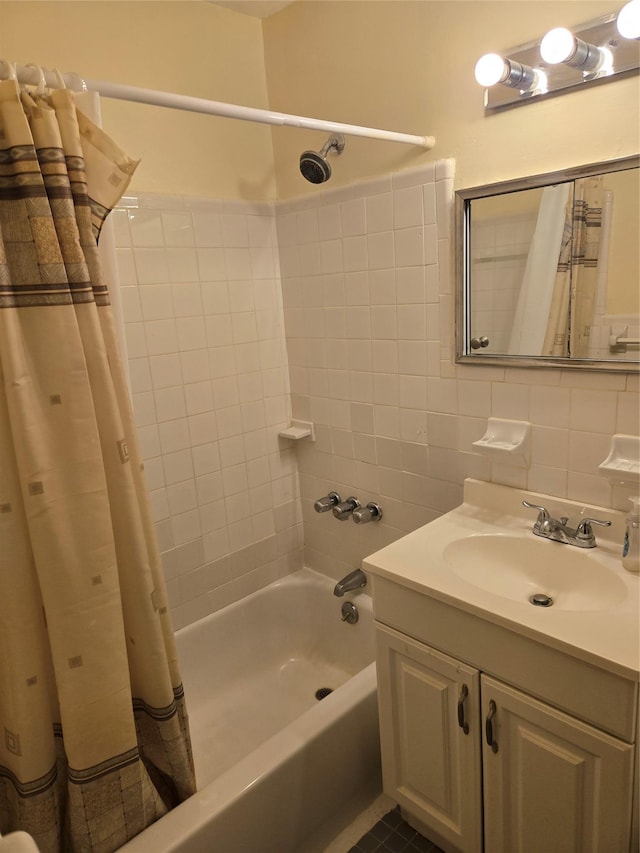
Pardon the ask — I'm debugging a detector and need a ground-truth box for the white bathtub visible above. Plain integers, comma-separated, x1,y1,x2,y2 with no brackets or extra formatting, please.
120,568,381,853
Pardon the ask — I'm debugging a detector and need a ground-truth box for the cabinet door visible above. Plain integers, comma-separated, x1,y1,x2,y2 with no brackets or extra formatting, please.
376,624,482,853
481,675,634,853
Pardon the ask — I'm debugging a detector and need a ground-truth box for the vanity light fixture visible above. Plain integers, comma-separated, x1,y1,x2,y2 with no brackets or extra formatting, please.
474,53,541,91
477,7,640,111
540,27,613,74
617,0,640,38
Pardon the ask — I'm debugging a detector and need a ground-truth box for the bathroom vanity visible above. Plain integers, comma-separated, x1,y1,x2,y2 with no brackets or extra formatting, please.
364,479,639,853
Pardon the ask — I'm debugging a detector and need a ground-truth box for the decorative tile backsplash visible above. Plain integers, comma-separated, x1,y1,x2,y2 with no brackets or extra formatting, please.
116,160,639,626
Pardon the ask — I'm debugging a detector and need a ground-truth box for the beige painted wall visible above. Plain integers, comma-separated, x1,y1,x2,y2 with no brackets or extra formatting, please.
605,169,640,314
472,187,544,219
263,0,640,197
2,2,637,201
0,1,276,199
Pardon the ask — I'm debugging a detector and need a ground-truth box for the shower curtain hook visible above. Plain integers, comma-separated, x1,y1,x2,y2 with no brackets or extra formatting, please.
25,63,47,95
52,68,67,90
0,60,18,81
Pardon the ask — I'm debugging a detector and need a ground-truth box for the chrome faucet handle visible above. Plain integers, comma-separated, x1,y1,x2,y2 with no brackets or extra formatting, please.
352,502,383,524
333,496,360,521
576,517,612,542
314,491,341,513
522,500,550,528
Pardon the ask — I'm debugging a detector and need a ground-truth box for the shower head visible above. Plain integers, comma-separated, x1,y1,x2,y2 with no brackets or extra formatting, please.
299,134,345,184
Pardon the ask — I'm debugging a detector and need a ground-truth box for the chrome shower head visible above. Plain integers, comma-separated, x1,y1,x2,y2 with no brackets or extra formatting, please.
299,134,345,184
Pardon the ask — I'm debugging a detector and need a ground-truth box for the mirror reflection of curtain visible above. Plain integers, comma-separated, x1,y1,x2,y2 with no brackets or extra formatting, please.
541,195,573,356
542,177,604,356
567,177,604,357
507,184,571,356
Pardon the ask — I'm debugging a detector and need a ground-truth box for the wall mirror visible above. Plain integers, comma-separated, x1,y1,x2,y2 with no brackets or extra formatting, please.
455,156,640,372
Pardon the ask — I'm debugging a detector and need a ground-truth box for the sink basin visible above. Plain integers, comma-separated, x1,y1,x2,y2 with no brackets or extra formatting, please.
443,535,627,611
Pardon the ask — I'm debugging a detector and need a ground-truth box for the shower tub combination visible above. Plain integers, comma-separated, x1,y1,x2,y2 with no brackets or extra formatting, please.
120,568,380,853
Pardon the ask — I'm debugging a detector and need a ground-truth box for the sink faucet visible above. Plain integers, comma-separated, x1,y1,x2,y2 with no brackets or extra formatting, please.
522,501,611,548
333,568,367,596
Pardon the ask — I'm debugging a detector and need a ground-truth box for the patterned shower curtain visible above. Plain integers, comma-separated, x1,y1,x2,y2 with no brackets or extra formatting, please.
542,176,603,357
541,188,574,357
568,176,603,357
0,80,195,852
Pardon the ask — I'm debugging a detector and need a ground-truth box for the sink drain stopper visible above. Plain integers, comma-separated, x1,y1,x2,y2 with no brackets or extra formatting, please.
529,593,553,607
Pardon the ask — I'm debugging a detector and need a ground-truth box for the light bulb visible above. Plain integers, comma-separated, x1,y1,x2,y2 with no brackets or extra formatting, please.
540,26,608,72
474,53,539,91
618,0,640,39
474,54,507,87
540,27,576,64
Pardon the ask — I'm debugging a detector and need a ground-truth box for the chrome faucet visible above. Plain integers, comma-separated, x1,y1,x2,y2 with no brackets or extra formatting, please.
522,501,611,548
314,492,341,513
333,568,367,596
352,502,383,524
332,496,360,521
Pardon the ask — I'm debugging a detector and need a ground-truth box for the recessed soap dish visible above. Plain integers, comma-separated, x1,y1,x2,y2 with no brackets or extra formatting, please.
278,419,316,442
599,434,640,486
472,418,531,468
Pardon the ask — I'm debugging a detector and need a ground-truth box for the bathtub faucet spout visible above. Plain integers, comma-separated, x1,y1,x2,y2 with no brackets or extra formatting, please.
333,568,367,597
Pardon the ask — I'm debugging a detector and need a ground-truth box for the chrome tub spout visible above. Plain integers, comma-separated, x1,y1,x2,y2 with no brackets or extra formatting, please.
333,568,367,597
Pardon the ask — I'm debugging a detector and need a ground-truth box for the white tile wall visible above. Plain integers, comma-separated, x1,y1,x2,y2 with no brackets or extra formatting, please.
116,162,638,624
276,160,640,584
470,213,534,353
116,195,302,629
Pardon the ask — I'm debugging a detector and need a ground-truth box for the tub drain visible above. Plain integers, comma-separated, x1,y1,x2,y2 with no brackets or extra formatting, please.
315,687,333,700
529,593,553,607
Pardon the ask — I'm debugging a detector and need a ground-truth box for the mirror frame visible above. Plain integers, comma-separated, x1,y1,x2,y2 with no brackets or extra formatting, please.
455,155,640,373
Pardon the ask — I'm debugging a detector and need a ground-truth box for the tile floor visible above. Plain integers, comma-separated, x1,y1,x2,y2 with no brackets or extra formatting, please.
348,806,445,853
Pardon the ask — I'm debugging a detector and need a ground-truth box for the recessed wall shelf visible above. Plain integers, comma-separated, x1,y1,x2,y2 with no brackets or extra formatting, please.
599,434,640,486
473,418,531,468
278,419,315,442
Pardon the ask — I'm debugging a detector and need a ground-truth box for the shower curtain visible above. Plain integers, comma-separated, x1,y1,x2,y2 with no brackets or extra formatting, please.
0,79,195,853
566,176,603,357
540,188,574,357
541,176,604,357
507,183,571,356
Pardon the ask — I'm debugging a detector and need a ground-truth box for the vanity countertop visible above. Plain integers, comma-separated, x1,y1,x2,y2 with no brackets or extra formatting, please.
363,479,640,680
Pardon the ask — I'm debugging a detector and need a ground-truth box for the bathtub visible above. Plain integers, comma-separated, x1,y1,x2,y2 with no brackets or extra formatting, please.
119,568,381,853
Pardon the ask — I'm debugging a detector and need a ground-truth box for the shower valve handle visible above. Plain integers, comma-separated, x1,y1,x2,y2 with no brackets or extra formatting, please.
314,492,341,513
333,497,360,521
352,502,383,524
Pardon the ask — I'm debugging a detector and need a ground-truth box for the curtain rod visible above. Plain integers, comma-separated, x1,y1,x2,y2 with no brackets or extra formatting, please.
0,61,435,149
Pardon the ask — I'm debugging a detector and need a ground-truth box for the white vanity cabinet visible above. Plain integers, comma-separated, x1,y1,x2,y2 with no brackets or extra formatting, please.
372,579,638,853
376,624,483,853
481,675,634,853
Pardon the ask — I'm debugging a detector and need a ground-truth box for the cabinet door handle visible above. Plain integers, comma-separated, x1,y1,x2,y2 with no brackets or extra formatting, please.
485,700,498,753
457,684,469,734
